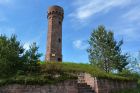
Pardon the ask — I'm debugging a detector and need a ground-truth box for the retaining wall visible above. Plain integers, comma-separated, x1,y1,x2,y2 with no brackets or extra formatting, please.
0,80,78,93
0,73,137,93
78,73,137,93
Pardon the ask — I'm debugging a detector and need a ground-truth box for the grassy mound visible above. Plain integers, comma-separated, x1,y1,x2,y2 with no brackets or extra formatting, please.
0,62,138,86
44,62,137,80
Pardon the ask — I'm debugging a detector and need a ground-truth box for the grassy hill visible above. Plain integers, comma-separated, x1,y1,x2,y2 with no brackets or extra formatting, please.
0,62,138,86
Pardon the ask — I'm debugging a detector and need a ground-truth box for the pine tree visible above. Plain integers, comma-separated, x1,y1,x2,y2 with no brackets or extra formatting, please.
0,35,24,77
23,42,42,73
87,25,128,73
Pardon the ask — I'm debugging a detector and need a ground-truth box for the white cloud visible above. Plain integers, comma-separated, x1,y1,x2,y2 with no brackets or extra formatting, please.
70,0,132,21
73,40,88,50
118,28,137,38
115,27,140,42
116,5,140,42
122,7,140,22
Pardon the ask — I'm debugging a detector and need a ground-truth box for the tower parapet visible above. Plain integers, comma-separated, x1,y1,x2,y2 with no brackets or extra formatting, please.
47,5,64,19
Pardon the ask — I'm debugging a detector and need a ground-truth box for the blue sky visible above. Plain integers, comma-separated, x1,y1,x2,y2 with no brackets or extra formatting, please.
0,0,140,63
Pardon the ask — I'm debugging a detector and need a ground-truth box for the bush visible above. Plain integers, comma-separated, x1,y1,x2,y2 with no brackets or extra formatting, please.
0,35,24,78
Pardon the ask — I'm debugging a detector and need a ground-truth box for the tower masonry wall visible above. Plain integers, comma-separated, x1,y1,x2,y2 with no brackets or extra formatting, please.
46,5,64,62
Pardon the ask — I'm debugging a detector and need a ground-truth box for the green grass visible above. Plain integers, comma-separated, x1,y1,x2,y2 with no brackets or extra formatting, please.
0,74,77,86
0,62,138,86
41,62,137,81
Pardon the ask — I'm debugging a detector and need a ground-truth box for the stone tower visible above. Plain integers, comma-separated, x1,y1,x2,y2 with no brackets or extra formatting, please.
46,5,64,62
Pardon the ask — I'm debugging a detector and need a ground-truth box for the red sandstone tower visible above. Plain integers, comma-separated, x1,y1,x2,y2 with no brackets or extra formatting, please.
46,5,64,62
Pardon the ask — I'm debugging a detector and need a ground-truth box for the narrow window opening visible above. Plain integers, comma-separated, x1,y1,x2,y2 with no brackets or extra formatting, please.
58,58,62,62
58,38,61,43
59,21,61,25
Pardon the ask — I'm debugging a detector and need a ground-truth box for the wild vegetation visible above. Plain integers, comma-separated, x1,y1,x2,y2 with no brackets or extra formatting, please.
0,35,42,78
0,25,140,93
0,62,138,86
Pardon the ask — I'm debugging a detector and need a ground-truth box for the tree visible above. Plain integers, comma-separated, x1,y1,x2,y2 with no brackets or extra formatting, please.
87,25,128,73
0,35,24,77
23,42,42,73
0,34,42,76
127,51,140,73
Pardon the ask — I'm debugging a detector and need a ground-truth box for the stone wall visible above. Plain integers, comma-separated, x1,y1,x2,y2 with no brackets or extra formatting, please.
0,73,138,93
78,73,137,93
97,79,137,93
0,80,78,93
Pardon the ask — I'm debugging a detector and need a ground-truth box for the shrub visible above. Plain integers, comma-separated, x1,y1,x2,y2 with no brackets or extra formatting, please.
0,35,24,78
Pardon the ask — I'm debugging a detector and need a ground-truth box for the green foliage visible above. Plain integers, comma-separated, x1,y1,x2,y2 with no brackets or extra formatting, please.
40,62,136,81
41,62,63,79
22,42,42,73
0,35,42,77
138,79,140,87
87,25,128,73
127,52,140,73
0,34,138,86
0,74,76,86
118,69,140,79
0,35,24,77
0,62,138,86
61,62,106,77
